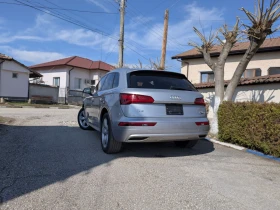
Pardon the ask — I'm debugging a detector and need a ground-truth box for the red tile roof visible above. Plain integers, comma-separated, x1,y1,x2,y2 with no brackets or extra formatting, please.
29,56,115,71
194,74,280,89
172,37,280,60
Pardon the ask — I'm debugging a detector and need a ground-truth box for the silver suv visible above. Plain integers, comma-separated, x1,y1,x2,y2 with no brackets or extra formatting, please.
78,68,209,154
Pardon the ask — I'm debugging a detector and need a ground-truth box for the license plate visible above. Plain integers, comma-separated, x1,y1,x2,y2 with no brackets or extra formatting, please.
166,104,183,115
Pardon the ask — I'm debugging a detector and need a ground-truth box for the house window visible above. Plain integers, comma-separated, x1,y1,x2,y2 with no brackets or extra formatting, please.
53,77,60,86
268,67,280,75
91,80,95,85
242,68,261,78
12,73,18,78
201,72,214,83
74,78,82,89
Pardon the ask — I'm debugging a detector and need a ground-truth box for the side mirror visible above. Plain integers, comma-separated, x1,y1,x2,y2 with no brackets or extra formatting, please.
83,87,92,95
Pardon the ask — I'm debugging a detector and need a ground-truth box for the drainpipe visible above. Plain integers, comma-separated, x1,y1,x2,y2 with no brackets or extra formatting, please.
67,67,74,104
0,60,5,99
185,61,190,79
176,59,189,78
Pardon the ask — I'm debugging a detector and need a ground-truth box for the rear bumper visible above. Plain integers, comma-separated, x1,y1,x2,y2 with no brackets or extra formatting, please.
111,117,209,142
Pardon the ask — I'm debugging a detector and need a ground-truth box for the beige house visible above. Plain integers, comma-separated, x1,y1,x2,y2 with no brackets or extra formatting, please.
172,37,280,118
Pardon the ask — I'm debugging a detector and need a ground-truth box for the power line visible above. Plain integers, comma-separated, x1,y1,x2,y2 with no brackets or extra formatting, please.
167,0,182,10
125,5,185,52
104,0,154,52
40,0,106,60
125,1,185,50
43,0,147,52
104,41,118,62
148,0,170,13
15,0,115,38
41,0,114,33
13,0,150,62
0,1,118,14
104,14,119,61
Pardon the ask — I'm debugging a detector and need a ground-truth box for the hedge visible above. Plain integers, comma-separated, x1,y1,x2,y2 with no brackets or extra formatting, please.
218,102,280,157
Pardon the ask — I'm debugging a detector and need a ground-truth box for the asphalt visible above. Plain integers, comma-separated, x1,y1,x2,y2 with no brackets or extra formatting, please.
0,108,280,210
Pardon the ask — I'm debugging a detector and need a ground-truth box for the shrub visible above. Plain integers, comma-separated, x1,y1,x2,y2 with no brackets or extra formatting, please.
218,102,280,157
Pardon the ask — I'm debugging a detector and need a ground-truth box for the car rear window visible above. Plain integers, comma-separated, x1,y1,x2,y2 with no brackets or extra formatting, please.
128,71,197,91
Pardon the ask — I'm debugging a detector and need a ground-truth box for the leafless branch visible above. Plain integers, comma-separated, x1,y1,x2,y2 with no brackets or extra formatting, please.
188,41,203,51
216,36,225,46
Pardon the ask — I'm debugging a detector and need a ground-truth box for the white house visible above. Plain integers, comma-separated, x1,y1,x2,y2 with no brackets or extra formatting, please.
30,56,114,103
0,53,30,101
172,37,280,118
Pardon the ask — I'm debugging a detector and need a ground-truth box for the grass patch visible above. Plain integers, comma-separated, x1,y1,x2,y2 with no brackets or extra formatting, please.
0,116,14,124
0,102,70,108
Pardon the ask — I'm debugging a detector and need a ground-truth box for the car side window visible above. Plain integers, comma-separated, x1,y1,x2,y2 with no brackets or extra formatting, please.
112,73,120,88
101,73,115,91
96,75,107,92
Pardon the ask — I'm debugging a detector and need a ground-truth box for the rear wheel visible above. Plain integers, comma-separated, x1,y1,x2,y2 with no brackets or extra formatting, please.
174,140,198,148
101,113,122,154
78,108,91,130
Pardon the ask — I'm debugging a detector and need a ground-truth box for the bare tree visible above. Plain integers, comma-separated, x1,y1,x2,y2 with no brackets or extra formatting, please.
189,0,280,135
127,58,171,70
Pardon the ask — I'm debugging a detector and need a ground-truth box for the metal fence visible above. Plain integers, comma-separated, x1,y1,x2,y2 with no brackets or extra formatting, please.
58,88,67,104
68,90,88,105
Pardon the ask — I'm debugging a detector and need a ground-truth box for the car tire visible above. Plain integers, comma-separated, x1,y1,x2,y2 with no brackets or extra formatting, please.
174,140,198,148
77,108,91,130
101,113,122,154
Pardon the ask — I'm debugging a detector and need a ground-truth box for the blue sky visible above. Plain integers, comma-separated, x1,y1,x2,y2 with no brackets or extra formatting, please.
0,0,279,71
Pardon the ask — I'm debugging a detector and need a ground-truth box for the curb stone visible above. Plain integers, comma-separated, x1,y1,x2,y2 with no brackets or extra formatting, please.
246,149,280,162
205,138,245,151
205,138,280,162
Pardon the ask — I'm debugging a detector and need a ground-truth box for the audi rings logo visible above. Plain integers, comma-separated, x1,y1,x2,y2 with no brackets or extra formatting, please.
170,95,181,100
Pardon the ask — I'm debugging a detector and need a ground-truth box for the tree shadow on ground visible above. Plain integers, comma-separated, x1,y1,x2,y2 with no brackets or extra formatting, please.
0,124,214,204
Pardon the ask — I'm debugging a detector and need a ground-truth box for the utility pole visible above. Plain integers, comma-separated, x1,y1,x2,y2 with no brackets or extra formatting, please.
160,9,169,70
118,0,126,68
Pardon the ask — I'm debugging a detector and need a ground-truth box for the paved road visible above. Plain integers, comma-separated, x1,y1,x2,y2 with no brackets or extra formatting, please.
0,108,280,210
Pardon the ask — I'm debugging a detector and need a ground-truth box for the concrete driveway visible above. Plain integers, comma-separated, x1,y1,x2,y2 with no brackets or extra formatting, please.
0,108,280,210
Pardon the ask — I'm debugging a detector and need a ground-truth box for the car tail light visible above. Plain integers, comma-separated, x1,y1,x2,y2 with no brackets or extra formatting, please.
118,122,157,126
195,122,209,126
120,93,154,105
194,98,205,106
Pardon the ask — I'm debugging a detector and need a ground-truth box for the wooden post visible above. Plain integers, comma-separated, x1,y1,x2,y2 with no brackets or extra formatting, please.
160,10,169,70
118,0,126,68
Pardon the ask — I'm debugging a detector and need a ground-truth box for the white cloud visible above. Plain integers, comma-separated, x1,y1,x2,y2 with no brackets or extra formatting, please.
0,2,225,66
55,29,103,46
0,34,48,43
0,46,66,64
125,3,224,51
86,0,110,13
0,14,118,52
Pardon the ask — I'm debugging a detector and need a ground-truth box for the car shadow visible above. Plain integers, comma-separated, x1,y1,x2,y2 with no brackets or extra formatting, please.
0,124,214,203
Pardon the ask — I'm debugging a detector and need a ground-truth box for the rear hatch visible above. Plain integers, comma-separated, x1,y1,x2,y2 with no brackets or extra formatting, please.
120,70,207,118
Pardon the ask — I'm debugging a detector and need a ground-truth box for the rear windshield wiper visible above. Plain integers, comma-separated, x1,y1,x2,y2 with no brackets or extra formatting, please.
170,86,191,91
